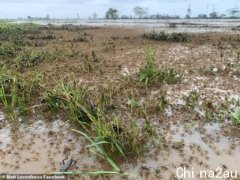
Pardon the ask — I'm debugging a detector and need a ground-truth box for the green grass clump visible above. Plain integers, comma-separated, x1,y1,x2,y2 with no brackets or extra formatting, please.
183,91,200,110
155,90,167,112
142,31,168,41
15,50,46,68
139,47,182,85
231,107,240,126
0,68,42,119
0,42,16,59
0,69,26,119
170,32,189,42
42,80,92,121
42,79,146,157
142,31,189,42
158,68,182,84
139,46,157,84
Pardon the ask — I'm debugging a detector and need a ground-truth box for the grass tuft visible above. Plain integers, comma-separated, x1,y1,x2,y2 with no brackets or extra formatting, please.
231,107,240,126
139,46,182,85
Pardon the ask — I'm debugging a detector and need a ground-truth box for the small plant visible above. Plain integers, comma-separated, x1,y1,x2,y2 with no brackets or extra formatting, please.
139,47,181,85
139,46,157,84
144,119,153,136
0,69,27,119
127,97,139,110
41,31,56,40
183,91,200,110
237,46,240,61
155,90,167,112
82,60,94,72
231,107,240,126
158,68,182,84
172,140,185,150
217,41,226,58
73,36,88,42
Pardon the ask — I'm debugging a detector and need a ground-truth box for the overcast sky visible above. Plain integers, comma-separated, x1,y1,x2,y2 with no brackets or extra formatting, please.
0,0,239,19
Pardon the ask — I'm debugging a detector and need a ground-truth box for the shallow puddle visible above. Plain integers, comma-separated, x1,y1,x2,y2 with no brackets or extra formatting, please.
0,116,85,174
123,121,240,179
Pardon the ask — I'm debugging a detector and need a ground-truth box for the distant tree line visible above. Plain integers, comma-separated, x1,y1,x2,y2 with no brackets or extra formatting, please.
24,6,240,20
104,7,180,20
27,14,51,20
103,6,240,20
195,8,240,19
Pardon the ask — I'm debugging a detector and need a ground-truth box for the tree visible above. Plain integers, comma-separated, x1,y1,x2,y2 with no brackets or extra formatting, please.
105,8,119,19
45,14,50,20
198,14,208,19
220,14,227,19
186,4,191,19
121,15,130,19
133,6,148,19
209,11,218,19
227,8,240,18
93,12,97,19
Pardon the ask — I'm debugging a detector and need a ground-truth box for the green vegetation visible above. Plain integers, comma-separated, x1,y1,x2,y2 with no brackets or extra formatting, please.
105,8,119,19
1,22,240,177
0,23,38,35
139,46,157,83
183,91,200,110
133,6,148,19
0,69,26,119
202,98,232,123
0,42,17,59
55,130,123,175
155,90,167,112
15,50,46,68
142,31,189,42
231,107,240,126
42,79,146,157
139,47,182,84
73,36,88,42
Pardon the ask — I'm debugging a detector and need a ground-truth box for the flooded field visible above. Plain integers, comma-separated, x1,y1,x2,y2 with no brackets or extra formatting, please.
0,22,240,179
16,19,240,33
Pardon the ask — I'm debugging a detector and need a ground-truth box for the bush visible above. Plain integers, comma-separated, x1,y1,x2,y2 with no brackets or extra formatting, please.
142,31,189,42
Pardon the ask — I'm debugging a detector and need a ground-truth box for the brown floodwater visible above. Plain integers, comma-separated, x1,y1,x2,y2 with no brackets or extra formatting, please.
1,111,240,179
124,121,240,179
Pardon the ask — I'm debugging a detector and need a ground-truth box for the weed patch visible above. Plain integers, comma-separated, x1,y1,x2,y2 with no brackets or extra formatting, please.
142,31,189,42
0,42,17,59
139,47,182,85
231,107,240,126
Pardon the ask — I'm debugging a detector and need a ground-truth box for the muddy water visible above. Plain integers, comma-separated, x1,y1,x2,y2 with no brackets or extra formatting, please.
1,110,240,179
15,19,240,33
0,115,86,174
124,121,240,179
